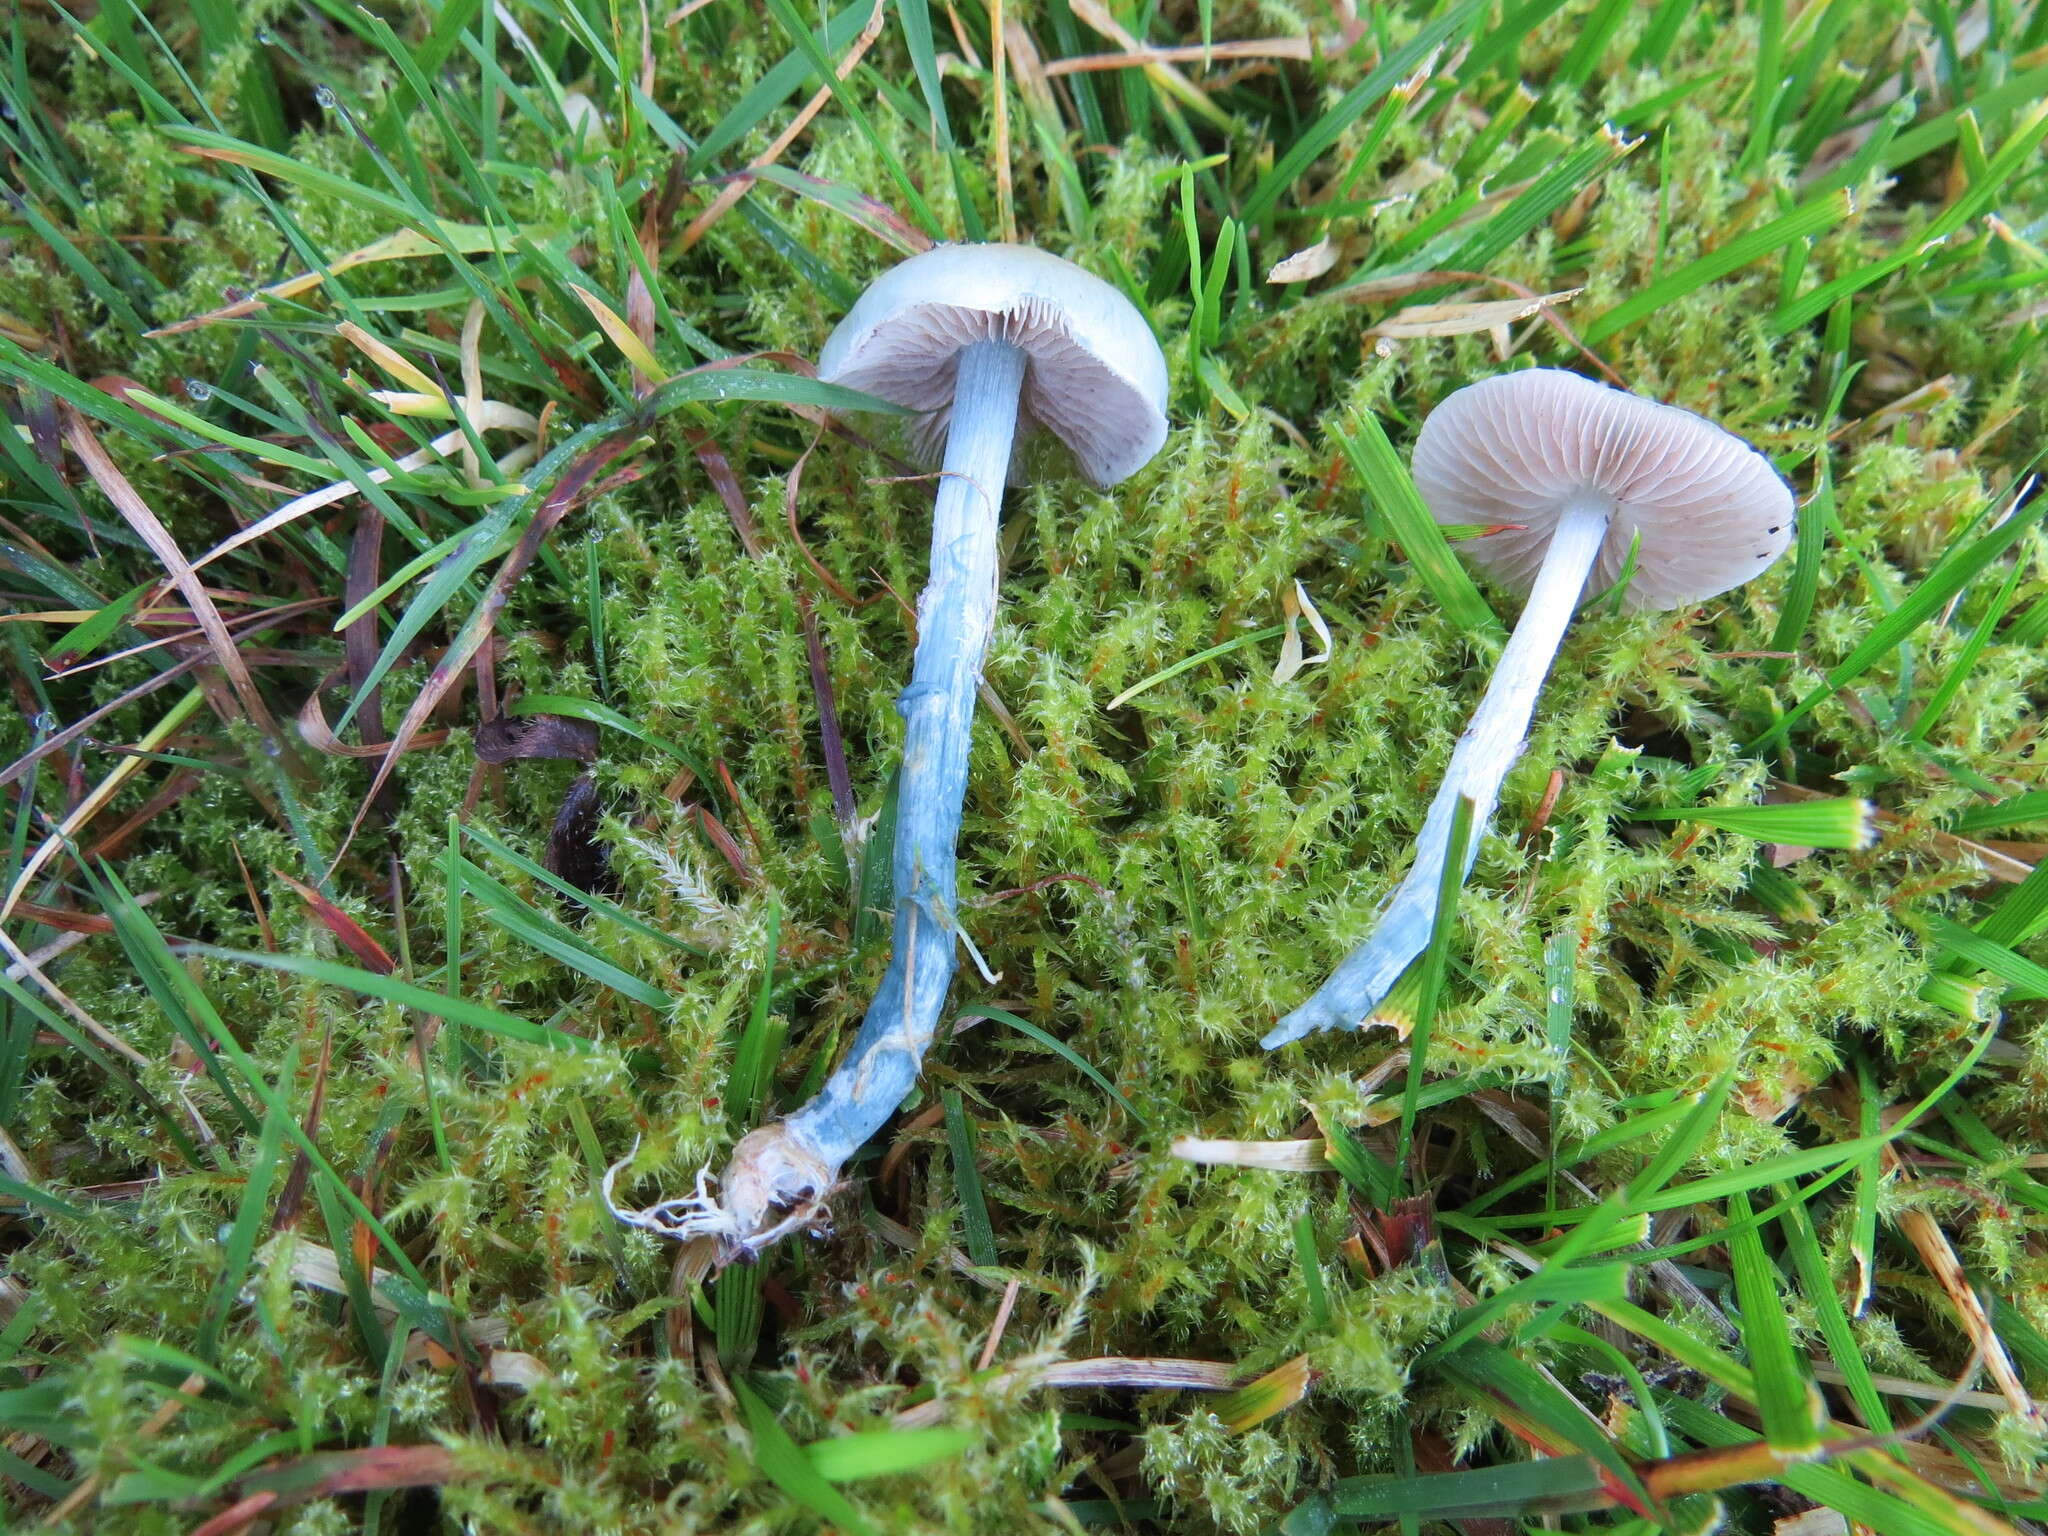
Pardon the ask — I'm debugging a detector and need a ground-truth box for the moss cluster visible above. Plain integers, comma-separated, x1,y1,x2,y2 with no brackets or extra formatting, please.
3,0,2047,1531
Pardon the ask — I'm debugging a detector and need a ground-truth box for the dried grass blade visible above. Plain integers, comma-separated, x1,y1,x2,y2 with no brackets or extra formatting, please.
896,1354,1240,1427
1886,1150,2041,1425
2,685,206,922
145,224,532,337
1171,1136,1334,1171
1063,0,1230,127
298,676,452,759
1045,36,1318,73
64,413,277,735
190,412,534,575
1368,288,1582,339
273,870,397,975
677,0,891,254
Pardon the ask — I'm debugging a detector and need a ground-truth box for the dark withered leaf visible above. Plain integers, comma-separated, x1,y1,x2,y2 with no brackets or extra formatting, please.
475,713,601,764
546,774,617,897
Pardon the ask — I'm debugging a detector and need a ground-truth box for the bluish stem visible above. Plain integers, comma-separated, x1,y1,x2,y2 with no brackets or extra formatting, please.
1263,496,1611,1047
784,340,1026,1168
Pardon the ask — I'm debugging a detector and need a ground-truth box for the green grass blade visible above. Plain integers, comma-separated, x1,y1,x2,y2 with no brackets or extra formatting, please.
734,1379,878,1536
1585,190,1852,344
943,1088,998,1269
1725,1189,1822,1451
957,1006,1146,1126
1240,1,1482,226
193,948,594,1053
1331,411,1500,638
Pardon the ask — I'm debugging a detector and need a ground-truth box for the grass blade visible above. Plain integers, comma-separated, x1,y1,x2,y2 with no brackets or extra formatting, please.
1331,412,1500,638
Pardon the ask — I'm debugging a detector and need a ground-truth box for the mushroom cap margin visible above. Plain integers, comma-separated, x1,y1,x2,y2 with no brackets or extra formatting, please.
818,242,1170,487
1413,368,1795,612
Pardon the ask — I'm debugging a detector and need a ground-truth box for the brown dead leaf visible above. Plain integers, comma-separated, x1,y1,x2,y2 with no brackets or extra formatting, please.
298,673,451,759
1885,1145,2041,1425
473,714,600,763
547,775,615,896
239,1443,465,1501
272,870,396,975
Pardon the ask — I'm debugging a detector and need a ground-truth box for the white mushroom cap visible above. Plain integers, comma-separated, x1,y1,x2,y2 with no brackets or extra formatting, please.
1412,369,1795,611
818,242,1169,487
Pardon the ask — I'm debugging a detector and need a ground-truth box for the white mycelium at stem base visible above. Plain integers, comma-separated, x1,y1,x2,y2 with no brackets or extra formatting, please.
608,244,1168,1258
1262,496,1608,1047
1262,368,1796,1050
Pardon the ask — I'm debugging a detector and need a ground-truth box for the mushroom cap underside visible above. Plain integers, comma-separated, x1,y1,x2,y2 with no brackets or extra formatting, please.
1413,368,1795,611
818,243,1170,487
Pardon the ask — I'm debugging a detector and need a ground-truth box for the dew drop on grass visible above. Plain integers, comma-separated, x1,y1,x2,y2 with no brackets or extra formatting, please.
314,84,339,109
184,379,213,401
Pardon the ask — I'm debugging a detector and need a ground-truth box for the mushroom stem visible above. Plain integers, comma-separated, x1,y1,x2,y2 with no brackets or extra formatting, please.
611,340,1028,1257
784,339,1025,1165
1263,495,1611,1047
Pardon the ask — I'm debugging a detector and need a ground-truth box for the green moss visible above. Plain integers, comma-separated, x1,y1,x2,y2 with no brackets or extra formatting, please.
3,0,2047,1529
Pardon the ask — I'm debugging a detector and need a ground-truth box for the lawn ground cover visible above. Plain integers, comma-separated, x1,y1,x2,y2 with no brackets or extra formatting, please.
4,0,2048,1531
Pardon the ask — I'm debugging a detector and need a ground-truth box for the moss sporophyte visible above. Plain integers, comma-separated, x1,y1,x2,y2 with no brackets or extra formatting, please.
609,243,1169,1259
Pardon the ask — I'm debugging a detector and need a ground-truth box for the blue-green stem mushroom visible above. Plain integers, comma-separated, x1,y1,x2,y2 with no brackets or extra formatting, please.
612,244,1167,1257
1265,369,1794,1048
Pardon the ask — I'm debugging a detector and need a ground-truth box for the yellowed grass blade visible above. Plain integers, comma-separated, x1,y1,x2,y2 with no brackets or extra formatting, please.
147,224,533,337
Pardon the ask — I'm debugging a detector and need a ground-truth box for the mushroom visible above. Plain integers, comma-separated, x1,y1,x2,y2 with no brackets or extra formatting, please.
610,243,1168,1257
1264,369,1793,1047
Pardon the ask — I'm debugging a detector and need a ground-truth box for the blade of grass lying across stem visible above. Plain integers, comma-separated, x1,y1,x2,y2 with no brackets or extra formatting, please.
1332,412,1500,638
